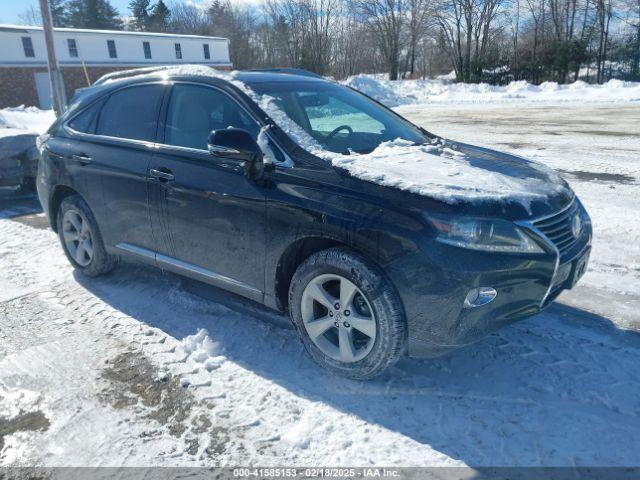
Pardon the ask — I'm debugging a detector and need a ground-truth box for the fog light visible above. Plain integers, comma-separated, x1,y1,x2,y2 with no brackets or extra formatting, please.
464,287,497,308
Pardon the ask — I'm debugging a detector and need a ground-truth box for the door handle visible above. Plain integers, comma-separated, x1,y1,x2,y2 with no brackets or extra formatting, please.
150,168,175,182
71,153,92,165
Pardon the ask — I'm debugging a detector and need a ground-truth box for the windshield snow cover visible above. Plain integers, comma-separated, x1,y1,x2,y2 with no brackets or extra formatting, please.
106,66,571,211
247,83,571,211
233,74,571,211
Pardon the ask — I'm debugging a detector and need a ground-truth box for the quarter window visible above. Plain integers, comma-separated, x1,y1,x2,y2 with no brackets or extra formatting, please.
96,85,164,141
203,44,210,60
174,43,182,59
67,39,78,58
143,41,152,59
68,99,104,133
164,84,259,150
22,37,35,57
107,40,117,58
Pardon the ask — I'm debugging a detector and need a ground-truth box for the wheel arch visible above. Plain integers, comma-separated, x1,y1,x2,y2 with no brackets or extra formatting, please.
49,184,83,232
273,235,393,312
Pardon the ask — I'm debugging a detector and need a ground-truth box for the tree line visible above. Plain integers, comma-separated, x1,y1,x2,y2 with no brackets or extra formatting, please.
20,0,640,83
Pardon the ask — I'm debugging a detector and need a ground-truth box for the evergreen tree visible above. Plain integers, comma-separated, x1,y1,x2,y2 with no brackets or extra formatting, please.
149,0,170,32
129,0,151,31
66,0,122,30
50,0,69,27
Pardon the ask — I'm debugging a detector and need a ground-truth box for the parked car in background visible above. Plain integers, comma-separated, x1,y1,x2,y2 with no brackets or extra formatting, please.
0,134,38,191
36,67,592,379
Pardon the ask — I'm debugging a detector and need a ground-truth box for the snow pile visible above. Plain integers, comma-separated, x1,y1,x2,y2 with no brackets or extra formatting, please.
0,106,55,137
182,328,226,372
344,75,640,106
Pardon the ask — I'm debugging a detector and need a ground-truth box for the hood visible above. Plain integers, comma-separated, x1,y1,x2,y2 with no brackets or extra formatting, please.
329,138,573,220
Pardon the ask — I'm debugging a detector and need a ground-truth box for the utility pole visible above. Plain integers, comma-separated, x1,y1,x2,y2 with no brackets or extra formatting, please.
39,0,67,116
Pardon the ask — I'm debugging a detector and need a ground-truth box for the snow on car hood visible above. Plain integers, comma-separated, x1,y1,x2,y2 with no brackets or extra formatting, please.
327,138,569,209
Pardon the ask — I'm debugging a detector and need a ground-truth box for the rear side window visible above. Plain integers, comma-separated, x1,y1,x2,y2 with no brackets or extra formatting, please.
96,85,164,141
164,84,259,150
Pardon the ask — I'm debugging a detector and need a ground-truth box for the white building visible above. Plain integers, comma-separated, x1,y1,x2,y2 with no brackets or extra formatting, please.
0,24,232,109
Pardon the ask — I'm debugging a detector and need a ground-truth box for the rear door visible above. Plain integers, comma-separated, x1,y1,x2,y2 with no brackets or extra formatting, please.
85,83,166,252
148,82,267,301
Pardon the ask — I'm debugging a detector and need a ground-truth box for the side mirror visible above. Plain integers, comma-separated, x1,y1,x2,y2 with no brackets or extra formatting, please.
207,128,261,161
207,128,264,179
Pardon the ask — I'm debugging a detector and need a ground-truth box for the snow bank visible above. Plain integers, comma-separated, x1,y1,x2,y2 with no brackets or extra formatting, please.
0,106,55,137
344,75,640,106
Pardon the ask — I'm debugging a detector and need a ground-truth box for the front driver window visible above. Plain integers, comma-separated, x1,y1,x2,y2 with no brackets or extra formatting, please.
165,84,260,150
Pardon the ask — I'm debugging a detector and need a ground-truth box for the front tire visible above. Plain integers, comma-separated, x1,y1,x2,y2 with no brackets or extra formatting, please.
289,247,406,380
57,195,118,277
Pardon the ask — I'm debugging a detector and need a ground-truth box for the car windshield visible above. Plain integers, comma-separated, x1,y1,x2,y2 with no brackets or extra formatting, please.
248,81,429,154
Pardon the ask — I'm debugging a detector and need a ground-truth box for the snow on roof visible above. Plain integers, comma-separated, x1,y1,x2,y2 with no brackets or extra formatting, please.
0,24,229,42
94,64,233,85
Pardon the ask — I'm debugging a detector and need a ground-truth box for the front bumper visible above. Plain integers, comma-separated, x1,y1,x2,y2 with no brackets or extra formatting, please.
385,211,592,358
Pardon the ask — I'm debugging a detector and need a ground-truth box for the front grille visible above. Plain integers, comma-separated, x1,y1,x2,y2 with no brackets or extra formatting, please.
533,200,580,255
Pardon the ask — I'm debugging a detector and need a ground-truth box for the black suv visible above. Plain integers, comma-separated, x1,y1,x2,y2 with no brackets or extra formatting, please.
37,67,592,379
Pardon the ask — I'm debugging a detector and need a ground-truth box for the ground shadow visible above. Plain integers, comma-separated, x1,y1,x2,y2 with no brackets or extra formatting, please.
71,261,640,467
0,188,42,219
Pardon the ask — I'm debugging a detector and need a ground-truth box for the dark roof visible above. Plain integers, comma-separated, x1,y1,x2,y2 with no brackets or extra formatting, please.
234,70,327,85
246,68,323,78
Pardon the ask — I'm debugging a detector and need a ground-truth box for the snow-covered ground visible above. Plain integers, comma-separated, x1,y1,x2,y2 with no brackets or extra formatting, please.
1,81,640,468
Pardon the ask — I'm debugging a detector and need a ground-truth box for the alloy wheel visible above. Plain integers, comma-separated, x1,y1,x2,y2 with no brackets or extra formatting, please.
62,209,94,267
301,274,377,363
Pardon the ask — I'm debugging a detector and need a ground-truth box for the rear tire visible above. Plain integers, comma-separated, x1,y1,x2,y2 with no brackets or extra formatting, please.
57,195,118,277
289,247,406,380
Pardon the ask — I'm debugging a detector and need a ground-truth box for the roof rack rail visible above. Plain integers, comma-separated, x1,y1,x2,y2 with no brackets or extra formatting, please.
93,65,194,86
247,68,323,79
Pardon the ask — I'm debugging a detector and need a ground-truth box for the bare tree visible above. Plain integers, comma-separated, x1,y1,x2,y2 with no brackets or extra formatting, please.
406,0,435,76
167,1,210,35
352,0,407,80
595,0,613,82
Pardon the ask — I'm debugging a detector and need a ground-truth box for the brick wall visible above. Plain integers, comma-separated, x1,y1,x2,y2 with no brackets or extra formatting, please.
0,65,234,109
0,67,47,108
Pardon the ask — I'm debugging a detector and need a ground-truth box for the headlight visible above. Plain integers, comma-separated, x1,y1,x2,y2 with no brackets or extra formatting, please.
426,214,545,254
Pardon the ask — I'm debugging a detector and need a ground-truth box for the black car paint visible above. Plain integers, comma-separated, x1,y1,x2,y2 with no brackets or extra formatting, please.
37,71,592,357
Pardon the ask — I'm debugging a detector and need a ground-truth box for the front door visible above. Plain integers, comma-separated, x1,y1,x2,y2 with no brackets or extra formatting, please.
149,83,266,301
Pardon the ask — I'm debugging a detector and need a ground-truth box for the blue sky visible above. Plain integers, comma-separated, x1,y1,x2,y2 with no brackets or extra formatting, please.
0,0,247,25
0,0,133,24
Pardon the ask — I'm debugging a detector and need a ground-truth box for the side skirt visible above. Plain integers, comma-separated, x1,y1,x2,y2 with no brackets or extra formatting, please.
114,242,264,303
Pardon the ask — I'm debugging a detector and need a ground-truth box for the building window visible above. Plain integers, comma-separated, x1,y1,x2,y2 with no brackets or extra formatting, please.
67,39,78,58
203,44,210,60
174,43,182,59
22,37,35,58
107,40,117,58
143,41,152,59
